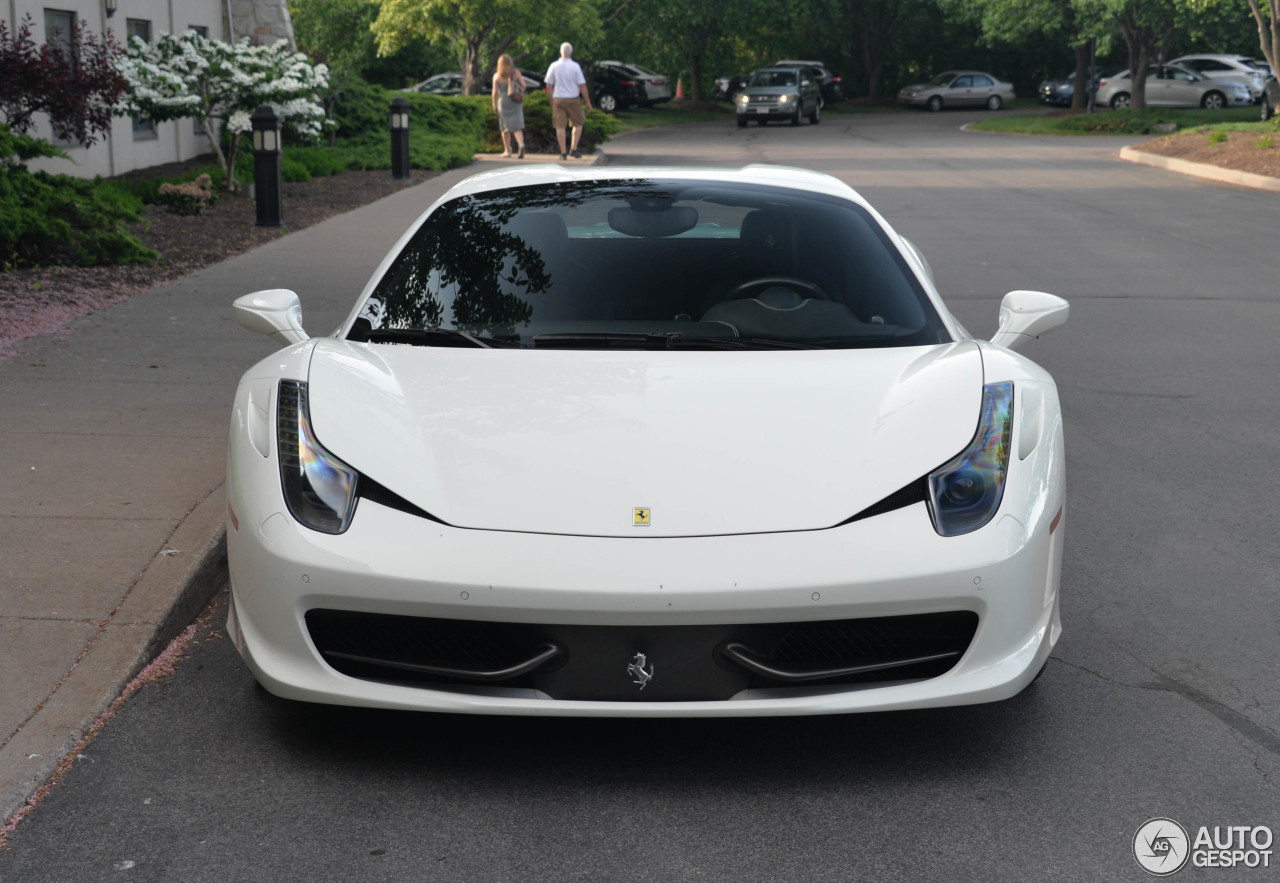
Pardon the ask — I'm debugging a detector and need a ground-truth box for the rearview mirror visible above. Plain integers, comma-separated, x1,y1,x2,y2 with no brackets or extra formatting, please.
989,290,1068,351
233,289,310,346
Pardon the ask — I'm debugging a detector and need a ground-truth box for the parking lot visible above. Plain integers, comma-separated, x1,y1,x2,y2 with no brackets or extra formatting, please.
1,110,1277,881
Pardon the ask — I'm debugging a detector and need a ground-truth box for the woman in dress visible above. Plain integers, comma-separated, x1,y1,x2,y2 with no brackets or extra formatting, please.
492,54,527,158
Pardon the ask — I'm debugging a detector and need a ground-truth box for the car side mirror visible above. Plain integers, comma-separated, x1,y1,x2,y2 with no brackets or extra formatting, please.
989,290,1068,351
233,289,310,346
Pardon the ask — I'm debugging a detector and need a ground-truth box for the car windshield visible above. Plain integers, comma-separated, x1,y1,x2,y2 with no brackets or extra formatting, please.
929,73,956,86
750,70,797,87
349,179,950,350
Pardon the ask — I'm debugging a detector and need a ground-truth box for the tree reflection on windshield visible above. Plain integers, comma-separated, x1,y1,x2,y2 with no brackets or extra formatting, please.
365,180,663,340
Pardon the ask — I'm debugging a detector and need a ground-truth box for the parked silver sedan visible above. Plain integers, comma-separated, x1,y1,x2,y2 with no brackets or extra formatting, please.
1096,64,1252,109
897,71,1015,111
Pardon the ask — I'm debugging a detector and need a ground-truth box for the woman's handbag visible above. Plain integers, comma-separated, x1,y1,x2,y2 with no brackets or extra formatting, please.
510,76,525,103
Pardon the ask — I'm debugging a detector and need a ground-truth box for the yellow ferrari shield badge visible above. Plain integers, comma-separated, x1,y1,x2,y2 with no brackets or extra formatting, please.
633,507,651,527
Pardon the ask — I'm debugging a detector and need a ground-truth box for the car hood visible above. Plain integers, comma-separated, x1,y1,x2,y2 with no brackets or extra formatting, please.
900,83,936,93
305,340,984,537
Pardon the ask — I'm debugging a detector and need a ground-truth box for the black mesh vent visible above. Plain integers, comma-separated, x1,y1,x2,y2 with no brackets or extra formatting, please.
842,477,929,524
768,611,977,682
305,609,979,699
307,610,545,685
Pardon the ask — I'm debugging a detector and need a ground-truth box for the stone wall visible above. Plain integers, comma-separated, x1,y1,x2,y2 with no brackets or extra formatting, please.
229,0,296,47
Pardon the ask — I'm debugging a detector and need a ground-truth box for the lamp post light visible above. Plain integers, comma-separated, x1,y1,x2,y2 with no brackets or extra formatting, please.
104,0,117,17
251,104,283,228
390,97,410,181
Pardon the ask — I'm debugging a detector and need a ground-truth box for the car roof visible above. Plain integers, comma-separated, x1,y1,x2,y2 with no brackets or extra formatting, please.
441,164,866,208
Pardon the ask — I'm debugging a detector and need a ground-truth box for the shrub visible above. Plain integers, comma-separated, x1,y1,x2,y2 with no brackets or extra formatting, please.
156,173,213,215
282,156,312,182
0,14,126,146
1057,110,1170,134
478,90,621,154
1207,130,1228,145
1256,135,1274,149
327,76,617,169
0,125,155,269
288,145,348,177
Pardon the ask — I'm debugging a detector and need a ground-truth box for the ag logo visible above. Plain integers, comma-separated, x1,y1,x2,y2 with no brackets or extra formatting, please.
633,507,650,527
1134,818,1190,876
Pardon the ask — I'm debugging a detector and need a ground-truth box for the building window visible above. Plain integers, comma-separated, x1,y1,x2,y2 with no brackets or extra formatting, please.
44,9,80,146
191,26,209,135
127,19,157,140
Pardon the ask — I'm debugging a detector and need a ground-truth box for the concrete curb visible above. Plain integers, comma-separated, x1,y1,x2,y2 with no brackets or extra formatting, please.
1119,145,1280,193
1,487,228,825
470,148,607,166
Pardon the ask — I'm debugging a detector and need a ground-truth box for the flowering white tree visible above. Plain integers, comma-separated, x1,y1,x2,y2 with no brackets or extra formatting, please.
118,32,329,191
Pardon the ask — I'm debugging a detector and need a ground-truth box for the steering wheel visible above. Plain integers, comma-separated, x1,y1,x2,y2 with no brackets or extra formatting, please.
731,276,831,301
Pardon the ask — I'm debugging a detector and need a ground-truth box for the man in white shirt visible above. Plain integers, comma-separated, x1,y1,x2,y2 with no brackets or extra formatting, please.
544,42,593,159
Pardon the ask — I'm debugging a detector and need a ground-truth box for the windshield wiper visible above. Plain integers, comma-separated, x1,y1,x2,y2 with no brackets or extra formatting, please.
365,328,522,349
532,332,822,350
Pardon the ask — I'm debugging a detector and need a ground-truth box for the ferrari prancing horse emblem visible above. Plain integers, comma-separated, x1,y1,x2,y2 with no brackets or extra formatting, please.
628,652,654,690
633,507,650,527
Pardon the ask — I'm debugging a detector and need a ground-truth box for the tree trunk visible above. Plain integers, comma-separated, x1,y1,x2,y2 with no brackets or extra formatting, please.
1119,19,1152,110
1071,44,1090,110
688,54,703,102
202,116,234,192
1246,0,1279,74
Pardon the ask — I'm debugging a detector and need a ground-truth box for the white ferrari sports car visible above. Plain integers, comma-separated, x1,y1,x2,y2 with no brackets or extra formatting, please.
225,164,1068,716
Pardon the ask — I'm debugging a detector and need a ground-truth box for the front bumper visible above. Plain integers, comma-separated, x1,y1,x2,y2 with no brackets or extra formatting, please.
226,495,1063,716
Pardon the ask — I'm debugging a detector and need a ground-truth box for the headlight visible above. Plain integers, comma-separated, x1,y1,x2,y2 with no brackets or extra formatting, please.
277,379,358,534
737,93,750,104
927,382,1014,537
779,94,792,103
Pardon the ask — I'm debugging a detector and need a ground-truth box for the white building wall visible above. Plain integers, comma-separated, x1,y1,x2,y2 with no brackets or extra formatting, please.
3,0,277,179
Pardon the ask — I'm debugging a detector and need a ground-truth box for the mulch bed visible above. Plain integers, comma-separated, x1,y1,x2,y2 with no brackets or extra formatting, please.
1129,128,1280,179
0,163,439,359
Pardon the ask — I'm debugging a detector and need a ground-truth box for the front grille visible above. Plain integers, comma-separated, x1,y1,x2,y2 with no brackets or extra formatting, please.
306,609,979,701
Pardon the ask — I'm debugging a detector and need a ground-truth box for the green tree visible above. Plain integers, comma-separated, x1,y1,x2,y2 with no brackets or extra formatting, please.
290,0,449,89
370,0,601,95
118,33,329,190
1245,0,1279,71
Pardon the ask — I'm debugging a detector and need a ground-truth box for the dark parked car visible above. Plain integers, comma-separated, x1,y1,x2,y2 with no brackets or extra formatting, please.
593,64,645,113
736,65,824,126
714,74,751,102
1037,69,1118,107
595,60,673,106
775,59,843,104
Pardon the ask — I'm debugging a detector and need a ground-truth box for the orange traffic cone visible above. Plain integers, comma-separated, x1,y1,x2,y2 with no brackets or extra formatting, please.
676,77,685,99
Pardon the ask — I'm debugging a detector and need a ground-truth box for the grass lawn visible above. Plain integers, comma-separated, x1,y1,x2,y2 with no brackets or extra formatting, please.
611,102,733,133
970,106,1266,135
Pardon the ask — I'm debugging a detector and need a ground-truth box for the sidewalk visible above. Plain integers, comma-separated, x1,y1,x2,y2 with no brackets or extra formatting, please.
0,153,602,825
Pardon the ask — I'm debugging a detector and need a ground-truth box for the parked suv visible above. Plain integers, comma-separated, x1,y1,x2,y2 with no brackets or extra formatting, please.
1169,54,1269,102
775,59,843,104
736,65,823,126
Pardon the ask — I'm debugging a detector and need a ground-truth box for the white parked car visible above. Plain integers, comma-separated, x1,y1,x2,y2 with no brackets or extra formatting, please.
1169,54,1270,102
226,165,1068,717
1095,64,1252,109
